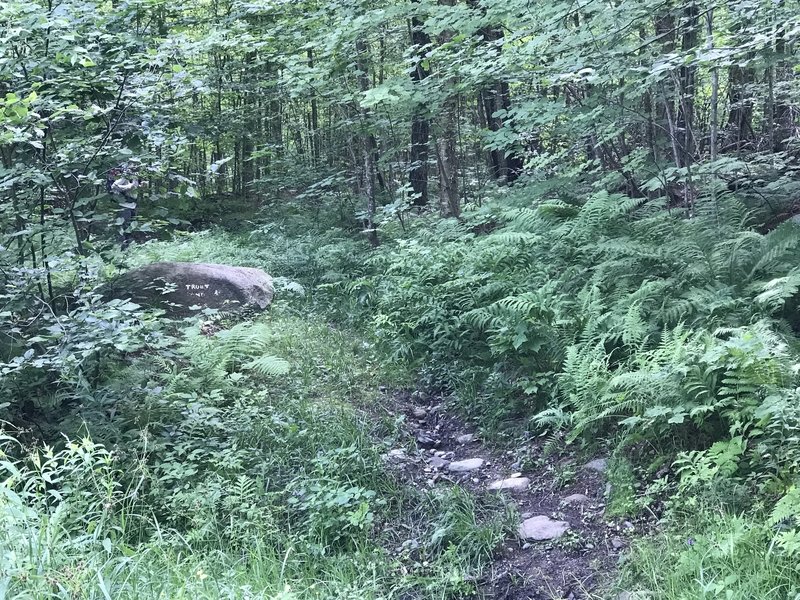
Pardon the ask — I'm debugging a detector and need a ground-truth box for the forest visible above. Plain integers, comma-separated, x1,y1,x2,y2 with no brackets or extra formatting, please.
2,0,800,597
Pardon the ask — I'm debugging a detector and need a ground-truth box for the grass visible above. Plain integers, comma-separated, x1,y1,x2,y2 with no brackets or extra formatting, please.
617,507,800,600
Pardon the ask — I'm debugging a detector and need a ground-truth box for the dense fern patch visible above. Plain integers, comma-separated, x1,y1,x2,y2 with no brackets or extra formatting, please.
319,184,800,592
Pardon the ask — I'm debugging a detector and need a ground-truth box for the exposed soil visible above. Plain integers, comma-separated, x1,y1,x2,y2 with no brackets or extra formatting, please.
380,389,635,600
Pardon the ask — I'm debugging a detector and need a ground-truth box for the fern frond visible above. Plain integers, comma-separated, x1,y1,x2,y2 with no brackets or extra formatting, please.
753,270,800,312
243,355,291,377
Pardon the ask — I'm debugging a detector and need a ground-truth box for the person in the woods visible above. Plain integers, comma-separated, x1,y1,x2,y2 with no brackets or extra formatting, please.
108,166,141,248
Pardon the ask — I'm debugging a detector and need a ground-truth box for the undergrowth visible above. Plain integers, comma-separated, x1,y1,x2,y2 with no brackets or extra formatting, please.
6,178,800,597
0,292,509,598
319,183,800,597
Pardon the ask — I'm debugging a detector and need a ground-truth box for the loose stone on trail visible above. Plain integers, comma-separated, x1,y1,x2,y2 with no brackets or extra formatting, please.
428,456,449,469
416,434,437,448
617,593,652,600
386,449,407,461
456,433,477,444
448,458,484,472
518,516,570,541
584,458,608,473
488,477,530,492
562,493,592,506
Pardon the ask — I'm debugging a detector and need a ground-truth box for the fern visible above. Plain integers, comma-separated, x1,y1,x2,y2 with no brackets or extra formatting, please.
243,355,291,376
171,322,291,387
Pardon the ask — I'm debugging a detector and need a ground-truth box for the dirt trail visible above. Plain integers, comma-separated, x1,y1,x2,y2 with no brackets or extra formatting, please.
385,389,631,600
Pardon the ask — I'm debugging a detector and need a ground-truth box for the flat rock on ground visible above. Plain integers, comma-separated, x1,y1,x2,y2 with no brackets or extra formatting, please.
448,458,484,472
518,516,570,541
562,493,592,505
488,477,530,492
584,458,608,473
428,456,449,469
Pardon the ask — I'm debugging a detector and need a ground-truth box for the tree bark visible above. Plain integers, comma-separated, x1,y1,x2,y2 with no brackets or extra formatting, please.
727,65,755,152
726,2,755,152
772,1,795,153
677,2,699,165
706,10,719,162
356,38,380,246
436,0,460,217
471,1,523,183
308,48,320,162
409,3,431,206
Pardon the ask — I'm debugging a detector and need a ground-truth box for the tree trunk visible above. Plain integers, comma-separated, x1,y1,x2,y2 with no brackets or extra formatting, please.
677,2,699,165
773,2,795,153
706,10,719,162
654,8,676,159
356,38,379,246
726,2,755,152
409,4,431,206
471,1,523,183
727,65,755,152
436,0,460,217
308,48,320,162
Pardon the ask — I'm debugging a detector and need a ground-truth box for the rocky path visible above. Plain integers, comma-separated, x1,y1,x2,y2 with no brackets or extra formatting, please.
383,390,636,600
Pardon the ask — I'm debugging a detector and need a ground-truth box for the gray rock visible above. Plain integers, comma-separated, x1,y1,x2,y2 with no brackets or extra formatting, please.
617,593,651,600
584,458,608,473
562,493,591,506
399,538,420,553
518,516,570,541
386,449,407,461
412,407,428,419
416,434,436,448
428,456,449,469
611,536,625,550
448,458,484,472
456,433,477,444
106,262,274,316
488,477,530,492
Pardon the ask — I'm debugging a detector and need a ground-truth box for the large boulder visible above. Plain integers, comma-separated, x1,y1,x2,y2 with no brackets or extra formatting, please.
106,262,274,316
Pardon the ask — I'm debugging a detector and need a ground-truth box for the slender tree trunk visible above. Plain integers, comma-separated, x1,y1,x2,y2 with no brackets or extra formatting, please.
436,0,460,217
470,0,523,183
409,3,431,206
773,1,795,153
308,48,320,162
726,2,755,153
479,85,503,179
727,65,755,152
706,10,719,163
654,8,676,160
677,2,699,165
356,38,379,246
498,80,524,180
